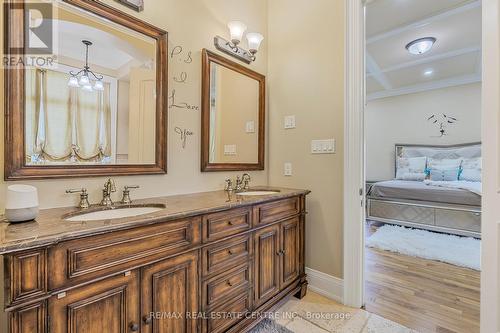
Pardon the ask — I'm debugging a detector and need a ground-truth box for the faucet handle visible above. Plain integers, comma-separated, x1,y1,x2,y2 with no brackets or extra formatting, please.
65,188,90,209
121,185,139,204
242,173,251,190
224,178,233,191
66,188,87,194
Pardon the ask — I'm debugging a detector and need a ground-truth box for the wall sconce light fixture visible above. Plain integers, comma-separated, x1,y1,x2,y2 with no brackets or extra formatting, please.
214,21,264,64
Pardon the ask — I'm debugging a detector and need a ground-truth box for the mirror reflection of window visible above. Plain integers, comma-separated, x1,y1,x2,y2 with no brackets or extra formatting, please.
24,1,157,166
209,63,260,164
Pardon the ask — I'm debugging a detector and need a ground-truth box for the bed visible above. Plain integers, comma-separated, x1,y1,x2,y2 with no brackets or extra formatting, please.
366,143,482,238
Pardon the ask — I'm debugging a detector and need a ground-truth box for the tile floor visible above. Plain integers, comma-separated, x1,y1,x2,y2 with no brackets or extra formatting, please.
273,291,418,333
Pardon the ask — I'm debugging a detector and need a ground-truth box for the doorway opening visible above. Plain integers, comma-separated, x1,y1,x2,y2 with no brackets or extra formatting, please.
362,1,481,332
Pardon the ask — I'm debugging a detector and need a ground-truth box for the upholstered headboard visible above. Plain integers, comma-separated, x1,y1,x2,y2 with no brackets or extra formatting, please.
395,142,481,177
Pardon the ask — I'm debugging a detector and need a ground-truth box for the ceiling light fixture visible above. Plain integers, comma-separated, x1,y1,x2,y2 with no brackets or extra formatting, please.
67,40,104,91
424,69,434,76
214,21,264,64
406,37,436,55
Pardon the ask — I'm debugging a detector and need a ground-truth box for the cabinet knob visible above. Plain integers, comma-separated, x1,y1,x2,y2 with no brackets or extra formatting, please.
228,249,233,255
143,315,153,325
227,220,233,226
276,250,284,256
129,323,139,331
226,280,233,287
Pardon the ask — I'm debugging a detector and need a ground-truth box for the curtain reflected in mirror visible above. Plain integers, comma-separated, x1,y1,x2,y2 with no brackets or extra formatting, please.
24,1,157,166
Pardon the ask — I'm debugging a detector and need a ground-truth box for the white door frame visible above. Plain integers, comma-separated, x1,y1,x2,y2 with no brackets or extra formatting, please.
343,0,365,308
345,1,500,331
481,1,499,331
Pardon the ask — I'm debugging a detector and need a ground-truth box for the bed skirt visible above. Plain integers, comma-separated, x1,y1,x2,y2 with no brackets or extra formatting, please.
367,197,481,238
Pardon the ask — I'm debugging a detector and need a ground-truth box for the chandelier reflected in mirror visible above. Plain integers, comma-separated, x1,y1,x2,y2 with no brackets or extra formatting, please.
67,40,104,91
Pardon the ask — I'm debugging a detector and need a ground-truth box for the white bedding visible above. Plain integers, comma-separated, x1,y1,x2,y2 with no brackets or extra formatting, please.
423,180,482,196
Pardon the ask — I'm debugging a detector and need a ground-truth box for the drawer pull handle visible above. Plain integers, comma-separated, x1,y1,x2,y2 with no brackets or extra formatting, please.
226,280,233,287
143,316,152,325
228,249,234,255
130,323,139,331
277,250,284,256
227,220,234,226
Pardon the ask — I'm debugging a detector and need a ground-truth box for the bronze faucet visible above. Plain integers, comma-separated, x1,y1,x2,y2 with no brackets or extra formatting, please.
100,178,116,207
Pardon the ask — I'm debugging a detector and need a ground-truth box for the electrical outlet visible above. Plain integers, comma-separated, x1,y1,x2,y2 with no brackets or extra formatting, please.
245,121,255,133
224,144,237,155
284,115,296,129
284,162,293,176
311,139,335,154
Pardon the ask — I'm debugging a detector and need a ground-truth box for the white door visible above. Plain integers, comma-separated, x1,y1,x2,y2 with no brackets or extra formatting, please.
128,68,156,164
481,0,500,332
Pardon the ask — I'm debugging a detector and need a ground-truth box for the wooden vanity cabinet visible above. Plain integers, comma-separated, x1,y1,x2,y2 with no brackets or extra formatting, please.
2,194,308,333
48,270,140,333
254,217,301,307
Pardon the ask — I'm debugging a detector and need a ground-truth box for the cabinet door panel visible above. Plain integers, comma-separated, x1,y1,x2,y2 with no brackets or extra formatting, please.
281,217,300,287
9,301,46,333
254,224,280,307
48,271,140,333
141,251,198,333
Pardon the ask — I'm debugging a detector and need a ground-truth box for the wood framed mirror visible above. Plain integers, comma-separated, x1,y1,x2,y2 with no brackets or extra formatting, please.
201,49,265,172
4,0,168,180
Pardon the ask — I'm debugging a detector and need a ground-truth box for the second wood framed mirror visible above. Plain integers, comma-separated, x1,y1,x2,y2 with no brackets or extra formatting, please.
4,0,168,180
201,49,265,172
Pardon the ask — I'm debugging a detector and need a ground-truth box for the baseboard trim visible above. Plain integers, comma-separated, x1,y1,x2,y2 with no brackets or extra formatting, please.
305,267,344,303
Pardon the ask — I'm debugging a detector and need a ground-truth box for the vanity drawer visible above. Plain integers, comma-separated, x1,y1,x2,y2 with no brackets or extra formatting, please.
254,197,301,226
202,207,252,243
48,217,201,289
6,249,47,305
202,262,252,309
202,291,252,333
202,234,253,277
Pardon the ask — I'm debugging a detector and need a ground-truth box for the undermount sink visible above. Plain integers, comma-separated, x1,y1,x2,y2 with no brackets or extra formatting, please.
65,204,165,222
236,191,280,196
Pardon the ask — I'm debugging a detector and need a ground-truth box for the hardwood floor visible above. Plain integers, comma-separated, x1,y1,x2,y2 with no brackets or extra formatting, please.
364,222,480,333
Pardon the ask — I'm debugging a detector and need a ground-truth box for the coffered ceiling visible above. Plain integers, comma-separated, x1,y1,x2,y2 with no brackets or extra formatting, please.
366,0,481,101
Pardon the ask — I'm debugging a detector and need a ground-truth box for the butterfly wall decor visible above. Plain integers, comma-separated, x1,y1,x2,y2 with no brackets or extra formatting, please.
427,114,458,137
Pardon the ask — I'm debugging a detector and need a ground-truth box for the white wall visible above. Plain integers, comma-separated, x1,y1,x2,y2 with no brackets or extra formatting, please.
366,83,482,181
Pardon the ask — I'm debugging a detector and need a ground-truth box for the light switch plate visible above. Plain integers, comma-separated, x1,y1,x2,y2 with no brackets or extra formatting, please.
284,162,293,176
224,144,237,155
311,139,335,154
284,115,296,129
245,121,255,133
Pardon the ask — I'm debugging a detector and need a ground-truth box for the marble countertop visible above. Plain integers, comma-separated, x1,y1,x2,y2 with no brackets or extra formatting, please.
0,187,310,254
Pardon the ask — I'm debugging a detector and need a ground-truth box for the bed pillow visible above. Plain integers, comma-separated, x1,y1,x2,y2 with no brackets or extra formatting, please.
429,167,461,181
460,169,481,182
460,157,482,182
427,158,462,169
396,156,427,181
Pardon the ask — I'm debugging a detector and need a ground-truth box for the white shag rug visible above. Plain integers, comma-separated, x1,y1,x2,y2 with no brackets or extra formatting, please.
366,224,481,270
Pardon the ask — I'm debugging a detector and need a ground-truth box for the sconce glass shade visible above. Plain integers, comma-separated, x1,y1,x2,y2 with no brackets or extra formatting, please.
82,84,93,92
94,80,104,91
68,76,80,87
79,74,90,86
406,37,436,55
246,33,264,54
227,21,247,45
